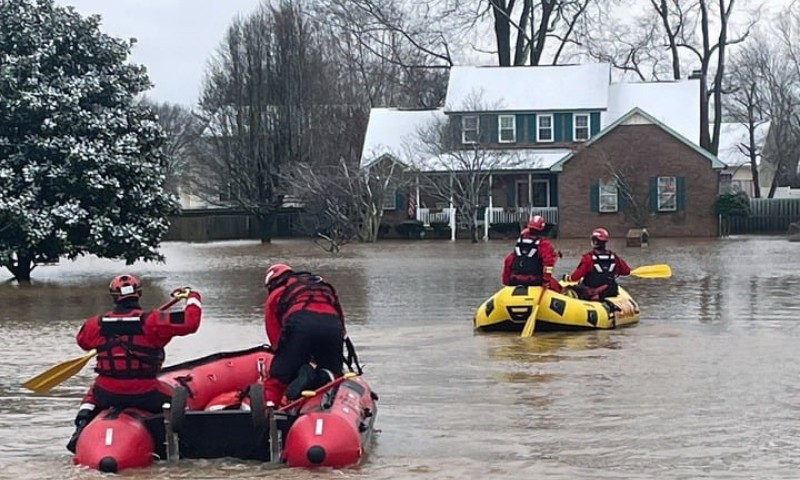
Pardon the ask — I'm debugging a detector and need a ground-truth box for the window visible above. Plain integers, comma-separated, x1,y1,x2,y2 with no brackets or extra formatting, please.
537,114,553,142
516,180,550,207
383,188,397,210
462,115,479,143
574,113,590,141
498,115,516,143
657,176,677,211
599,179,619,212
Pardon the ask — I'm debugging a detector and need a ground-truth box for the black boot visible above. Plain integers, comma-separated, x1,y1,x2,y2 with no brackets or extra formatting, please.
66,408,95,453
285,364,317,401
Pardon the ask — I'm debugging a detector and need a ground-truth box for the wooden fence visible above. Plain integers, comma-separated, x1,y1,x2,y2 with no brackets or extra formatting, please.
727,198,800,234
164,208,302,242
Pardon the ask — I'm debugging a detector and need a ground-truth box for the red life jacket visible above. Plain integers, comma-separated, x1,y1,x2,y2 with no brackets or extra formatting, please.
94,309,165,379
510,236,544,284
275,273,344,329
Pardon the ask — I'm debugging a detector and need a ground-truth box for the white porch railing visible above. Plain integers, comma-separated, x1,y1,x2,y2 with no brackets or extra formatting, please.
483,207,559,239
417,207,457,241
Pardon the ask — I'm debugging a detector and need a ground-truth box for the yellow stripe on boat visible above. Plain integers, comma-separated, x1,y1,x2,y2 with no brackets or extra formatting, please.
473,284,640,332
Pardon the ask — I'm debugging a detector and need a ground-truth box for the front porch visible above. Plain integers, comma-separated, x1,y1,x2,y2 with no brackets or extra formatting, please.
416,206,559,240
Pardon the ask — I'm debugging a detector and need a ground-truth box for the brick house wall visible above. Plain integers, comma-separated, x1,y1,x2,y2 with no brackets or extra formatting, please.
558,123,721,238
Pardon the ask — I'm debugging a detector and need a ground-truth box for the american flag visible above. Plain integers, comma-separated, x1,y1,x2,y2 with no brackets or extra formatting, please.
407,193,417,219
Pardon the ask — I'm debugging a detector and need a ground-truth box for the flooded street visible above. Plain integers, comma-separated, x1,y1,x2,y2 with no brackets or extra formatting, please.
1,236,799,480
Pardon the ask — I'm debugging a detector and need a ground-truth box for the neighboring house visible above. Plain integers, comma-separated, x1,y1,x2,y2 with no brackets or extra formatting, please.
716,121,773,197
360,63,728,238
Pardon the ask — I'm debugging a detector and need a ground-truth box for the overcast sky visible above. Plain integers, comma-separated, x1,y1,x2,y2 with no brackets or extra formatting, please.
57,0,263,107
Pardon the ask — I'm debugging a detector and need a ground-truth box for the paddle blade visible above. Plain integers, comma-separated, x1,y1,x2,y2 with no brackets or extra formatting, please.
520,305,540,337
22,349,97,393
631,264,672,279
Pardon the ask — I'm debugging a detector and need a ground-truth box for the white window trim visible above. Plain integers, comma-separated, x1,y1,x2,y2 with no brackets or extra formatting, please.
383,187,397,210
598,179,618,213
537,114,554,143
573,113,591,141
462,115,479,144
657,176,677,212
531,179,550,207
498,114,516,143
515,179,529,207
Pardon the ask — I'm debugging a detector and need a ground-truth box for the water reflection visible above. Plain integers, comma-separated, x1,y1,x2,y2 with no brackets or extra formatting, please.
2,237,800,479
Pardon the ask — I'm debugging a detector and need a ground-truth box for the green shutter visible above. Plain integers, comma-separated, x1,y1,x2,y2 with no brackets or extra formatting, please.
480,114,497,143
527,114,537,142
554,113,573,141
617,186,626,212
590,112,601,136
550,177,558,207
590,182,599,212
515,115,524,143
676,176,686,211
649,176,658,212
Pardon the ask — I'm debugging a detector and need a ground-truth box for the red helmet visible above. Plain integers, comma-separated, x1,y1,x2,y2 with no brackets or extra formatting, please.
527,215,546,232
592,227,610,243
264,263,292,290
109,274,142,301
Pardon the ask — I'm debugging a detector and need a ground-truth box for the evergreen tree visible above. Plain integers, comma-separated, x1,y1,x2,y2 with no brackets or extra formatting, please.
0,0,177,281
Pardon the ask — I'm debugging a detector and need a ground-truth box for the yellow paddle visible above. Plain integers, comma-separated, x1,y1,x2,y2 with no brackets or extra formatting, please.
22,293,187,393
23,349,99,393
520,285,548,337
630,264,672,279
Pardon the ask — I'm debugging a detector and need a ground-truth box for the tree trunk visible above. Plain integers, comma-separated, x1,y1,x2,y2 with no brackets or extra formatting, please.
9,251,34,282
492,0,512,66
256,214,274,243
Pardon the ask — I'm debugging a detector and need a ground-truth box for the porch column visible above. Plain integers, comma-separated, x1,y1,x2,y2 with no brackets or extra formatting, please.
485,174,493,241
527,172,533,221
415,175,421,221
449,174,455,241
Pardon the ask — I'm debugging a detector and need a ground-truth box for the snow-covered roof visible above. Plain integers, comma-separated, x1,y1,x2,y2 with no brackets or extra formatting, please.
360,108,447,169
606,80,700,144
413,148,572,173
716,121,771,167
445,64,611,112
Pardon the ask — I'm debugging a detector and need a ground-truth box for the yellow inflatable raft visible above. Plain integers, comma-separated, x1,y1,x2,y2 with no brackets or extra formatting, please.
473,284,640,332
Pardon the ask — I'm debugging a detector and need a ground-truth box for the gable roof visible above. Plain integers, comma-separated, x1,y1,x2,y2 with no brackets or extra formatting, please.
417,148,572,173
360,108,447,169
551,107,726,171
445,64,611,113
606,80,700,144
716,121,771,167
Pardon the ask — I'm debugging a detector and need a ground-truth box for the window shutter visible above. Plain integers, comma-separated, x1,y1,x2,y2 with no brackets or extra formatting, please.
527,114,537,142
676,176,686,211
617,186,626,212
480,114,497,143
649,176,658,212
590,182,599,212
590,112,601,136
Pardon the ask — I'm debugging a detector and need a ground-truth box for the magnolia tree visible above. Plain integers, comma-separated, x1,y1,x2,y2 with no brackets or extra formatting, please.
0,0,176,281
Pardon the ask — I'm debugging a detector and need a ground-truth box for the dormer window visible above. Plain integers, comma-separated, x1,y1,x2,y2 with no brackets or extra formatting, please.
574,113,590,141
498,114,516,143
462,115,479,143
537,114,553,142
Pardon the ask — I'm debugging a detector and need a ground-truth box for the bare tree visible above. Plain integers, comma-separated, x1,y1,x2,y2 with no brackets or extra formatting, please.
601,151,652,228
483,0,594,66
139,99,203,196
192,2,324,241
409,107,523,242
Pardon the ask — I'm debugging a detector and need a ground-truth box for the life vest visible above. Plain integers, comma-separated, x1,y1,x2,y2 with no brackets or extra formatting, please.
583,250,619,290
510,237,543,280
275,273,344,329
94,309,165,379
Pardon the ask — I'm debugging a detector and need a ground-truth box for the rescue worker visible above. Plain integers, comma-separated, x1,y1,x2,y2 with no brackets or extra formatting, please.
564,227,631,300
501,215,561,292
66,274,202,453
262,264,351,406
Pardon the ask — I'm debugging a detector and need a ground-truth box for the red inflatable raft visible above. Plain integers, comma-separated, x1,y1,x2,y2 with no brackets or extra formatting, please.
71,345,378,473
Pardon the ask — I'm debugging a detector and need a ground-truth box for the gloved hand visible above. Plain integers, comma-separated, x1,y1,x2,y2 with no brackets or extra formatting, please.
171,286,192,299
561,274,572,282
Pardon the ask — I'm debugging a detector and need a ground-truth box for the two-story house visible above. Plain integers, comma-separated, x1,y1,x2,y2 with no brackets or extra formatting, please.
361,63,727,239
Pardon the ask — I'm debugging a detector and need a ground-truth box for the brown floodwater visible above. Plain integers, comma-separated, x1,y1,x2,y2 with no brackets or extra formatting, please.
1,236,799,480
